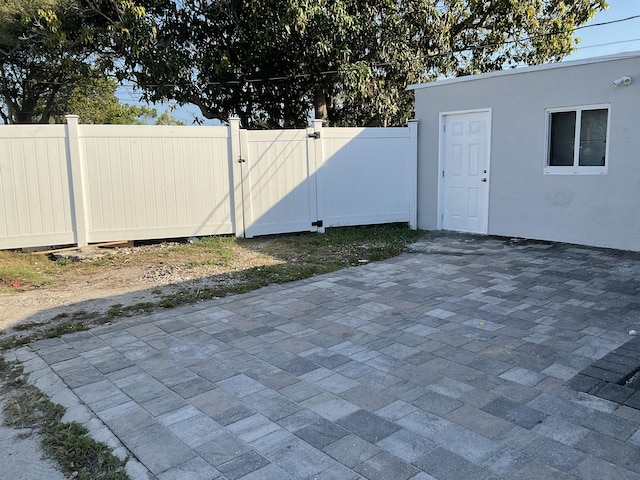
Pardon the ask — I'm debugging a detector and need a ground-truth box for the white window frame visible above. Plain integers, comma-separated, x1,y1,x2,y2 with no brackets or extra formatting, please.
544,104,610,175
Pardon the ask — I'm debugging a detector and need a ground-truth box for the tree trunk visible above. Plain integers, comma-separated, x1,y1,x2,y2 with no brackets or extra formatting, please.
13,95,37,123
314,86,328,125
38,87,61,124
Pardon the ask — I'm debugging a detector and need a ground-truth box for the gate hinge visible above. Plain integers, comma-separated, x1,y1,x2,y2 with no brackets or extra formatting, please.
312,220,323,227
308,132,321,139
237,157,246,163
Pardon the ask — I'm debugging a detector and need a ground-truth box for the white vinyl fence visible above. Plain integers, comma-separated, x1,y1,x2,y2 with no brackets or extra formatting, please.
0,116,417,249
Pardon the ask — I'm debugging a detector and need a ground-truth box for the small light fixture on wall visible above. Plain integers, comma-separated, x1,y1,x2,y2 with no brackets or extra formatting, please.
613,76,632,87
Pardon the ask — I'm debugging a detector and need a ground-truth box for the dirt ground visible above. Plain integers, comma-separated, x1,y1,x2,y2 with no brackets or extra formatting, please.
0,240,282,333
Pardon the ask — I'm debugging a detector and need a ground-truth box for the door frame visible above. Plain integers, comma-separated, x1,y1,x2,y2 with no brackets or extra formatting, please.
437,108,492,233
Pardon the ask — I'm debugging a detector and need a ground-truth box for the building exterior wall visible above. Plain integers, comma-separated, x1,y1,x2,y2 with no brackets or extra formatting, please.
413,53,640,251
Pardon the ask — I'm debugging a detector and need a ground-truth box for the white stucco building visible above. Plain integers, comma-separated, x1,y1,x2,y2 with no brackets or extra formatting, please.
410,51,640,251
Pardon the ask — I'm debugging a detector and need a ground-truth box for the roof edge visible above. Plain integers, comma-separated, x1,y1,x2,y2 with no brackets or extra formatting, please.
407,50,640,91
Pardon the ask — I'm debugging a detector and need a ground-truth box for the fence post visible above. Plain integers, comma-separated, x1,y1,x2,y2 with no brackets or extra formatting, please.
229,117,245,237
408,119,419,230
311,119,325,233
65,115,89,247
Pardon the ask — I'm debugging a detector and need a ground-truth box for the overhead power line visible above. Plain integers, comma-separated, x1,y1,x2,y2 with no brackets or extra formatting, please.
573,14,640,31
576,38,640,51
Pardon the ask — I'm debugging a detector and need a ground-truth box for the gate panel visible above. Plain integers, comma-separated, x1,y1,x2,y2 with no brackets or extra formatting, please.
241,130,316,238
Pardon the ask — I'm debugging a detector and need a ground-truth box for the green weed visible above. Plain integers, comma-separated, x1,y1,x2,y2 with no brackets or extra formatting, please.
0,250,59,290
0,321,88,351
106,304,123,317
122,303,155,315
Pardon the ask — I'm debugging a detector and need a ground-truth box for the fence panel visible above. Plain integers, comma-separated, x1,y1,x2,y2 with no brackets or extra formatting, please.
241,129,316,238
317,126,416,228
0,126,75,249
78,125,235,242
0,120,417,250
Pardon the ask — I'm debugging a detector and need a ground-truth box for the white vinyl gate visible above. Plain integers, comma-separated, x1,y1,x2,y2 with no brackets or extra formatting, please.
235,119,418,239
238,128,320,238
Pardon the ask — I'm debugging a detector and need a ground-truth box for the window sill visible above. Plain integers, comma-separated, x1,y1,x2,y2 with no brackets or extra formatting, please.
544,166,607,175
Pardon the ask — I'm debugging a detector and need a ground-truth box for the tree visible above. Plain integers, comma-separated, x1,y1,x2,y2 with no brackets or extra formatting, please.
55,73,184,124
63,75,154,124
133,0,607,128
0,0,155,124
153,108,184,125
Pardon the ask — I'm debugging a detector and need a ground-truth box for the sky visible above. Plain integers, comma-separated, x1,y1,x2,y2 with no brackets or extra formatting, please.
565,0,640,61
118,1,640,125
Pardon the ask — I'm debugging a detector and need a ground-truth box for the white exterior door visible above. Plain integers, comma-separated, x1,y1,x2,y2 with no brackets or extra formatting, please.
441,111,491,234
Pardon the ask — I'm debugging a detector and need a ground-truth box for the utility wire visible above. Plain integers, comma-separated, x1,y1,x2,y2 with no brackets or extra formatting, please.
574,37,640,51
573,14,640,31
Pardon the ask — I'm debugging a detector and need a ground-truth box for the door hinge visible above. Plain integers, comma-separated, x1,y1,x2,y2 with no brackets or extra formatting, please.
312,220,323,227
308,132,321,139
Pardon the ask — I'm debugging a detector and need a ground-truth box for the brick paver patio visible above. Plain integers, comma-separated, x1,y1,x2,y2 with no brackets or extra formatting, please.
14,233,640,479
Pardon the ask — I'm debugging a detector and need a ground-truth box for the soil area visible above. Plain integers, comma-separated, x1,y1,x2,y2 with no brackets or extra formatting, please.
0,240,281,333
